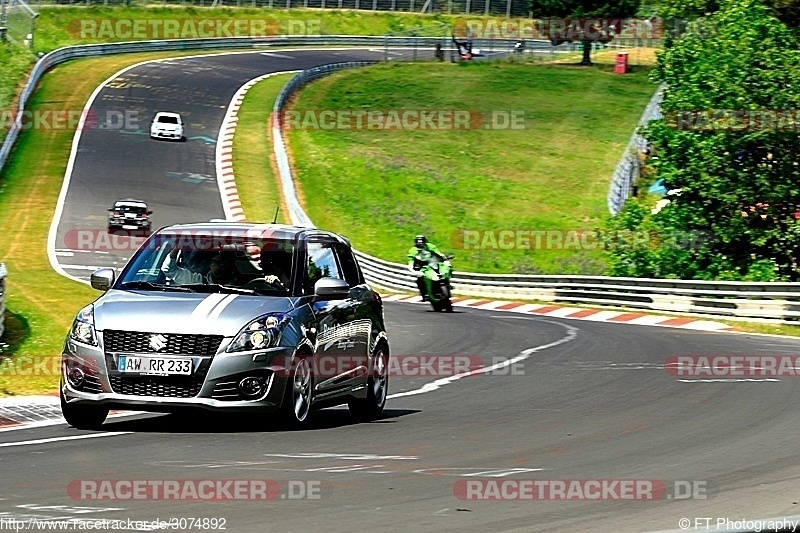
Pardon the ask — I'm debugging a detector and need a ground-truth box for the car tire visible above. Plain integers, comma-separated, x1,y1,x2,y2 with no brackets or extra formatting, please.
348,346,388,421
60,392,108,430
278,355,313,430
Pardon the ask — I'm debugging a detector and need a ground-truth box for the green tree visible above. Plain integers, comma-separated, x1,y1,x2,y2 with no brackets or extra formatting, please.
529,0,641,65
608,0,800,281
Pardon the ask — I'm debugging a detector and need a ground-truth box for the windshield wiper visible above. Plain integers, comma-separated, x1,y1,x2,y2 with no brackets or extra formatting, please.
117,281,191,292
181,284,258,295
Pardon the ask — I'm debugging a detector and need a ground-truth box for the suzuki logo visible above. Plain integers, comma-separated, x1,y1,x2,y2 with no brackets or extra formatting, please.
149,334,168,352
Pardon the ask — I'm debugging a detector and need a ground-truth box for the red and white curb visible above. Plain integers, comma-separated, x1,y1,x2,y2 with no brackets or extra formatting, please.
0,395,63,430
216,70,301,222
0,395,135,431
380,293,740,332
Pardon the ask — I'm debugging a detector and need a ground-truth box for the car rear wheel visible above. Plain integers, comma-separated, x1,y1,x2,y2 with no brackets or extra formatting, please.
349,346,388,421
279,356,313,429
60,392,108,430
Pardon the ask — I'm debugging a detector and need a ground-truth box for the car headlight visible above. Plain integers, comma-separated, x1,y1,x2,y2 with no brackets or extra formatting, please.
69,304,97,346
227,314,289,352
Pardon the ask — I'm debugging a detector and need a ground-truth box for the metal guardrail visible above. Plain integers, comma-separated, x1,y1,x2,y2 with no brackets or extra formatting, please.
607,82,665,215
270,62,800,322
272,60,380,227
0,263,6,338
354,250,800,322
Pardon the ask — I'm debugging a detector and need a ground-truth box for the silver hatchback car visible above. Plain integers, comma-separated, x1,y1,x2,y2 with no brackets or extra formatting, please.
61,223,389,430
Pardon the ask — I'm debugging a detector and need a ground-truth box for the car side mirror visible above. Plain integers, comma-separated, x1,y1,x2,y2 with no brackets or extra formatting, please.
314,277,350,300
107,207,113,211
90,268,116,291
147,210,153,215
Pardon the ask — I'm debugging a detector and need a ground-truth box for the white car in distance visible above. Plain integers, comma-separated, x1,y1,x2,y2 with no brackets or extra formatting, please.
150,112,184,141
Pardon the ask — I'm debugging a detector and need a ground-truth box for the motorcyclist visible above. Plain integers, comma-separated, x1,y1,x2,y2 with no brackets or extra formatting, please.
407,235,447,301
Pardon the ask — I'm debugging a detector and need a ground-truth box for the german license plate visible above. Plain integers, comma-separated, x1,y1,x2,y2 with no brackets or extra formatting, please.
118,355,192,376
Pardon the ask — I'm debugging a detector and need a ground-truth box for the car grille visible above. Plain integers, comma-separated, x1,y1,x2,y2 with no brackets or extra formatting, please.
103,331,223,356
103,331,222,398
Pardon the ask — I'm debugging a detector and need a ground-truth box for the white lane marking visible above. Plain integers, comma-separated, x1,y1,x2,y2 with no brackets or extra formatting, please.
259,52,296,59
413,467,544,477
61,264,116,271
17,503,125,514
262,453,417,460
388,321,579,399
0,432,131,448
0,411,142,433
677,379,780,383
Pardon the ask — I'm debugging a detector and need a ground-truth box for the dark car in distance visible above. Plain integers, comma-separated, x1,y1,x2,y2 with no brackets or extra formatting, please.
107,199,152,232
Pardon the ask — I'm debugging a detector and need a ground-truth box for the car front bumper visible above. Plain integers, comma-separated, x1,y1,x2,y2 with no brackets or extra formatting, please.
62,338,295,414
150,129,182,140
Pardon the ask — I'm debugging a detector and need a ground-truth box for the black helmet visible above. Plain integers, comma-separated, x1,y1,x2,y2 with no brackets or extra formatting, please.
414,235,427,249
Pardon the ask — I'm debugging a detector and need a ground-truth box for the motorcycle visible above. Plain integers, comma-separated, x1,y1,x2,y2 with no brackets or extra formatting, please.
420,254,454,312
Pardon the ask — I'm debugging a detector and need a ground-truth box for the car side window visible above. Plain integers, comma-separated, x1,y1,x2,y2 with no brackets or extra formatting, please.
334,243,361,287
305,242,343,294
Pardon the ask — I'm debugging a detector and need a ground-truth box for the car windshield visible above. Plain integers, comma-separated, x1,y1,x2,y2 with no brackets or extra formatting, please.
116,233,296,295
157,116,179,124
114,204,147,214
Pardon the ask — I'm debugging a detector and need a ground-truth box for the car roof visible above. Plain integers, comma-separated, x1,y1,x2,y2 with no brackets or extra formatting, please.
113,198,148,207
156,222,350,246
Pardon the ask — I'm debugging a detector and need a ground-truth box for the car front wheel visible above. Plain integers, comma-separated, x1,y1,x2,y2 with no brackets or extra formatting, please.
279,356,313,429
60,392,109,430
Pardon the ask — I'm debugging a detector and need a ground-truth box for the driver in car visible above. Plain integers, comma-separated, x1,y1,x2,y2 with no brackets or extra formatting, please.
247,244,292,290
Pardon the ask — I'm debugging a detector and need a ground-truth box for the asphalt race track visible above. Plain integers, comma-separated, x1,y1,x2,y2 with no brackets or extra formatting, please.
52,48,388,279
21,48,800,532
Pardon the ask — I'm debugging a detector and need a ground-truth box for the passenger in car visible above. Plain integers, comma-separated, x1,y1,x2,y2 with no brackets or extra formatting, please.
163,248,240,285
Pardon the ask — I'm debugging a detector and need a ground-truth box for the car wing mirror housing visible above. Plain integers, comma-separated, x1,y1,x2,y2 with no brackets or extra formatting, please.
314,277,350,300
90,268,116,291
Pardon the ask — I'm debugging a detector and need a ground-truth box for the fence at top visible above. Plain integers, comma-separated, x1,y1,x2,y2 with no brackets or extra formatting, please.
22,0,532,16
